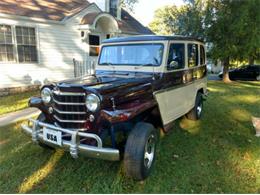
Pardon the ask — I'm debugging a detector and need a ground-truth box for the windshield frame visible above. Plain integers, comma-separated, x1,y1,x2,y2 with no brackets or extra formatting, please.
98,43,165,67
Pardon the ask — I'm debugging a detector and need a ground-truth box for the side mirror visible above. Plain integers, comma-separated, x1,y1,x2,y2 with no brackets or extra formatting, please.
167,61,179,70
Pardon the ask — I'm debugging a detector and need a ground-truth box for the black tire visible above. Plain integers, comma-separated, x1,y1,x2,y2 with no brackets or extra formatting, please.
256,74,260,81
124,122,158,181
186,92,203,120
37,113,54,150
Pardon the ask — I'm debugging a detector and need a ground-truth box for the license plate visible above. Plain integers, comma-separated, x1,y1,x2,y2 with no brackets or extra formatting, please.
43,128,62,146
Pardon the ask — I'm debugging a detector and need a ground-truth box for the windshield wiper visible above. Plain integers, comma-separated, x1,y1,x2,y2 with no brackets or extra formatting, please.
100,62,117,73
100,62,114,66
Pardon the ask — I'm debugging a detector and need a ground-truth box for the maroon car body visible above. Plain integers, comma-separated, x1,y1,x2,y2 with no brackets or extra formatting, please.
22,35,207,181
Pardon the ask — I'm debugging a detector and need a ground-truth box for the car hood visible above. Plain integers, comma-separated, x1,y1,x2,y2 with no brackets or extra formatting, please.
55,71,155,94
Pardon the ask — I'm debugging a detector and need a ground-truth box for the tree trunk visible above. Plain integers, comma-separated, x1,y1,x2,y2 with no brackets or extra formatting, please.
222,57,231,83
249,56,254,65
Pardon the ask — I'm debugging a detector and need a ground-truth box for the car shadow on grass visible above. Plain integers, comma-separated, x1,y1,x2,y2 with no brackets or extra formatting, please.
0,81,260,193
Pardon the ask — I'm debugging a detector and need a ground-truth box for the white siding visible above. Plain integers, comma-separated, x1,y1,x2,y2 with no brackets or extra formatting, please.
0,4,131,88
0,15,90,88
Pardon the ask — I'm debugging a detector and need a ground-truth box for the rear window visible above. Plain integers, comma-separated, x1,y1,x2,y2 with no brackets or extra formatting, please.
200,45,205,65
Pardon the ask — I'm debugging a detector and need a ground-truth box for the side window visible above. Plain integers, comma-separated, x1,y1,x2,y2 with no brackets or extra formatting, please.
200,45,205,65
188,44,198,67
167,43,185,70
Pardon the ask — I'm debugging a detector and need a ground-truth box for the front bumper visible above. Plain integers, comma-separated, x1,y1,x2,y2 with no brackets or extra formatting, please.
21,119,120,161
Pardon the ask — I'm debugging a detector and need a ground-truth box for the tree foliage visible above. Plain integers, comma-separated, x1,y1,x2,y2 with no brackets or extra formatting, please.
120,0,138,12
149,0,260,82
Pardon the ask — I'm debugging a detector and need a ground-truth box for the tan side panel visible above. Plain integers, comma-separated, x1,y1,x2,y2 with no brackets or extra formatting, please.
155,78,207,125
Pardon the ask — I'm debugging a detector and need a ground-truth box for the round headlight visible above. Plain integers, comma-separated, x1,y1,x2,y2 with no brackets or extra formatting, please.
41,88,52,104
86,94,100,112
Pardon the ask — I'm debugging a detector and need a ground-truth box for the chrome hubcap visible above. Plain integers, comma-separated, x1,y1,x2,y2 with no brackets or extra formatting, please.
197,103,202,116
257,75,260,81
144,134,155,169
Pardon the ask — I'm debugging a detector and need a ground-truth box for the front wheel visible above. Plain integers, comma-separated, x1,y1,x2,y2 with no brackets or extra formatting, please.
124,122,158,181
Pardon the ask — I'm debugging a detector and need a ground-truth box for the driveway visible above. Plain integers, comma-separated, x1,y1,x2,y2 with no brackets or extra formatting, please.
0,108,40,127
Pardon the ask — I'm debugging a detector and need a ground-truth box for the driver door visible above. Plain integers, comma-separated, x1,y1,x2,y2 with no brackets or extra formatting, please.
155,43,191,125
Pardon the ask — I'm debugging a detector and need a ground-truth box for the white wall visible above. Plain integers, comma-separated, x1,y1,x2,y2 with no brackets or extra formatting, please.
0,9,97,88
0,4,131,88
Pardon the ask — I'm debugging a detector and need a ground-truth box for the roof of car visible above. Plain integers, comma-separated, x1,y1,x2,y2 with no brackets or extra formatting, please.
102,35,204,44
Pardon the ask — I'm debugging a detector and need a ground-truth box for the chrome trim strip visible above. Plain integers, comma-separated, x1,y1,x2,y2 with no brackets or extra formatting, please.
53,99,86,105
54,115,87,123
53,91,85,96
21,119,120,161
53,107,86,115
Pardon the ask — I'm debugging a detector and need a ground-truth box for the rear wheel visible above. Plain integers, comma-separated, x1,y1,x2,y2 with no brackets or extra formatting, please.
37,113,54,150
256,74,260,81
186,92,203,120
124,122,158,181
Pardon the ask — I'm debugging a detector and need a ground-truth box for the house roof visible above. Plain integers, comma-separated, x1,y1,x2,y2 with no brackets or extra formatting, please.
0,0,153,34
0,0,91,21
119,9,153,34
81,9,153,35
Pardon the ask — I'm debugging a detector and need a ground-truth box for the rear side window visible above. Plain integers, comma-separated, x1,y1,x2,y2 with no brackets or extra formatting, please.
167,43,185,70
188,44,198,67
200,45,205,65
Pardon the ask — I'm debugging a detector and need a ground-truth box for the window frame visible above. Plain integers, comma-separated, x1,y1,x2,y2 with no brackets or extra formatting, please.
15,26,38,63
98,43,165,66
0,24,39,64
0,24,16,63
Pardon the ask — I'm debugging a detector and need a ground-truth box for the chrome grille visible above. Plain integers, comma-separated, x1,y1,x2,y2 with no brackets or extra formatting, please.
52,90,88,130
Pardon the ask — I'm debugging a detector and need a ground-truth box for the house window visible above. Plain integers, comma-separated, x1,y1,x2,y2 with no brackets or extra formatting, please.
0,25,15,62
0,24,38,63
16,26,37,63
188,44,198,67
89,35,100,56
110,0,118,17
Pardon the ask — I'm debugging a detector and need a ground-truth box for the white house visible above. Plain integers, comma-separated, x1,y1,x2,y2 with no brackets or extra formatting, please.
0,0,153,89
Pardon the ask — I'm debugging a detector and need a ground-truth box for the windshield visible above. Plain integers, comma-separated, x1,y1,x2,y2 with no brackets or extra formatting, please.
99,43,164,66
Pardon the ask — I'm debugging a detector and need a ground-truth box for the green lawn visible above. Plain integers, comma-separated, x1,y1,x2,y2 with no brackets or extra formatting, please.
0,90,39,116
0,81,260,193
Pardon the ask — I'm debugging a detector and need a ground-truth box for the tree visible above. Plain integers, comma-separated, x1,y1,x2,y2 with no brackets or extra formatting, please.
149,1,206,38
120,0,138,12
148,5,179,35
206,0,260,82
149,0,260,83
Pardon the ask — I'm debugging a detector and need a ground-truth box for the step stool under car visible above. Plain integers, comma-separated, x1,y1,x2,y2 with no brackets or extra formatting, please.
22,35,207,181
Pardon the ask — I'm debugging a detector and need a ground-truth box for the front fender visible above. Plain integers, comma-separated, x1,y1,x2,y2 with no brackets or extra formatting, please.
100,100,157,123
28,97,50,117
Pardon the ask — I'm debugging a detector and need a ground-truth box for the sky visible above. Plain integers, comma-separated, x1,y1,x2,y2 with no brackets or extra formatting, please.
133,0,185,26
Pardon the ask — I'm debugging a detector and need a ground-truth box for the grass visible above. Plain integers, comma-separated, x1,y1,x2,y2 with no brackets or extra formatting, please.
0,81,260,193
0,90,39,116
